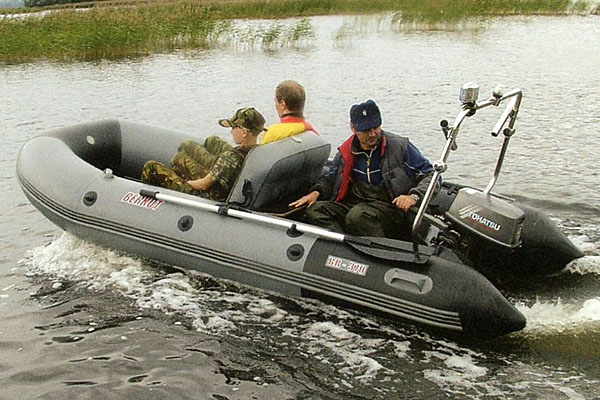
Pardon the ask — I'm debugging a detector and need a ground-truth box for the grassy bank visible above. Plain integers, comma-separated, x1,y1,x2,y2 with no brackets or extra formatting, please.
0,0,591,63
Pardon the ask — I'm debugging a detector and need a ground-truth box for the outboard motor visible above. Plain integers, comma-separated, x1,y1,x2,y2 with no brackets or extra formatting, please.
412,82,583,276
411,82,524,246
445,188,524,249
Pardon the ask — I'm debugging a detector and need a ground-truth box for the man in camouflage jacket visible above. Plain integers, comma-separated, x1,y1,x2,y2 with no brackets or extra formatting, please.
141,107,265,202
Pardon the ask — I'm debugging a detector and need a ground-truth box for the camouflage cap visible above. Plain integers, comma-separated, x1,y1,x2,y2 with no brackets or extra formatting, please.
218,107,266,134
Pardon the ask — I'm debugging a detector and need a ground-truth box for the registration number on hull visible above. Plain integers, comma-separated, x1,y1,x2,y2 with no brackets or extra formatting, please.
325,255,369,276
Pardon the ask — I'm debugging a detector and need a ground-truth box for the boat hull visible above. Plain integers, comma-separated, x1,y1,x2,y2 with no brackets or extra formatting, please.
17,120,528,338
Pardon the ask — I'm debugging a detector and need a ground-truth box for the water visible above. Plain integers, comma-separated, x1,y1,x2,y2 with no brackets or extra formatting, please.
2,14,600,399
0,0,23,8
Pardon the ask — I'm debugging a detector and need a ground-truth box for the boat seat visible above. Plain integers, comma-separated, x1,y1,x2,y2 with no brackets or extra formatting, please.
227,131,331,212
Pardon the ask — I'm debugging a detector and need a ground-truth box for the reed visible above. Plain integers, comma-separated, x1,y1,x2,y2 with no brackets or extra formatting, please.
185,0,578,21
0,0,583,63
1,3,219,62
392,0,573,24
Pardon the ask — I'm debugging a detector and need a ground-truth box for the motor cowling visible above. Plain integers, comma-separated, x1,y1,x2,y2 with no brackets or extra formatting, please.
444,188,524,249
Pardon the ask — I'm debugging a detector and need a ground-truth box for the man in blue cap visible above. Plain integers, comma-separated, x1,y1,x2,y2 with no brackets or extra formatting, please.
290,99,439,238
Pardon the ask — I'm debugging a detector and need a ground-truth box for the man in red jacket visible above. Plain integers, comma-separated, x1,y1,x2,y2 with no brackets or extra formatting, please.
290,99,438,239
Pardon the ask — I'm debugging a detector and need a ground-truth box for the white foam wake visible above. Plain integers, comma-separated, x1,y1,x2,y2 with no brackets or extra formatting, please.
21,232,289,334
517,297,600,333
20,232,590,397
20,233,392,384
565,256,600,276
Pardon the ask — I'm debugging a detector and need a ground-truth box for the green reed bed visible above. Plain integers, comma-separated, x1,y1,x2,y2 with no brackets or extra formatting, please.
213,0,576,20
391,0,574,24
0,0,585,63
0,4,221,62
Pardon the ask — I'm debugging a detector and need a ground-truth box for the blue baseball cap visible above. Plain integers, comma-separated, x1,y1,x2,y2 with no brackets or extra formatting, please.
350,99,382,131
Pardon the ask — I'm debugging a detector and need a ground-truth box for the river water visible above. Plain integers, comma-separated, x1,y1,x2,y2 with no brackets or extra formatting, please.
1,14,600,399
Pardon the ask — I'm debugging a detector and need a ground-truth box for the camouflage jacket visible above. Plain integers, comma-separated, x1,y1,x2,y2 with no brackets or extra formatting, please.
205,144,256,201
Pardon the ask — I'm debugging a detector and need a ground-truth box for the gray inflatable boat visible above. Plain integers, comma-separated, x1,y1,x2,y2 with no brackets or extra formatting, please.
16,84,582,338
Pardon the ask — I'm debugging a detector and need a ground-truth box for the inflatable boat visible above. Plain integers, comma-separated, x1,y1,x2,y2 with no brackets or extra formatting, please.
16,84,583,338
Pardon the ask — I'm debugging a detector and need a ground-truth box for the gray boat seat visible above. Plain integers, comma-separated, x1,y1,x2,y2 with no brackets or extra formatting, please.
227,131,331,212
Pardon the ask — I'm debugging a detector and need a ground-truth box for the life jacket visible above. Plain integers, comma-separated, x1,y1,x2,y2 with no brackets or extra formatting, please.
260,115,319,144
334,132,419,202
336,135,385,201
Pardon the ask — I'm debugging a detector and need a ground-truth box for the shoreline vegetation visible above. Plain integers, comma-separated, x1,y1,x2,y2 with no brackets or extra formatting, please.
1,0,598,63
